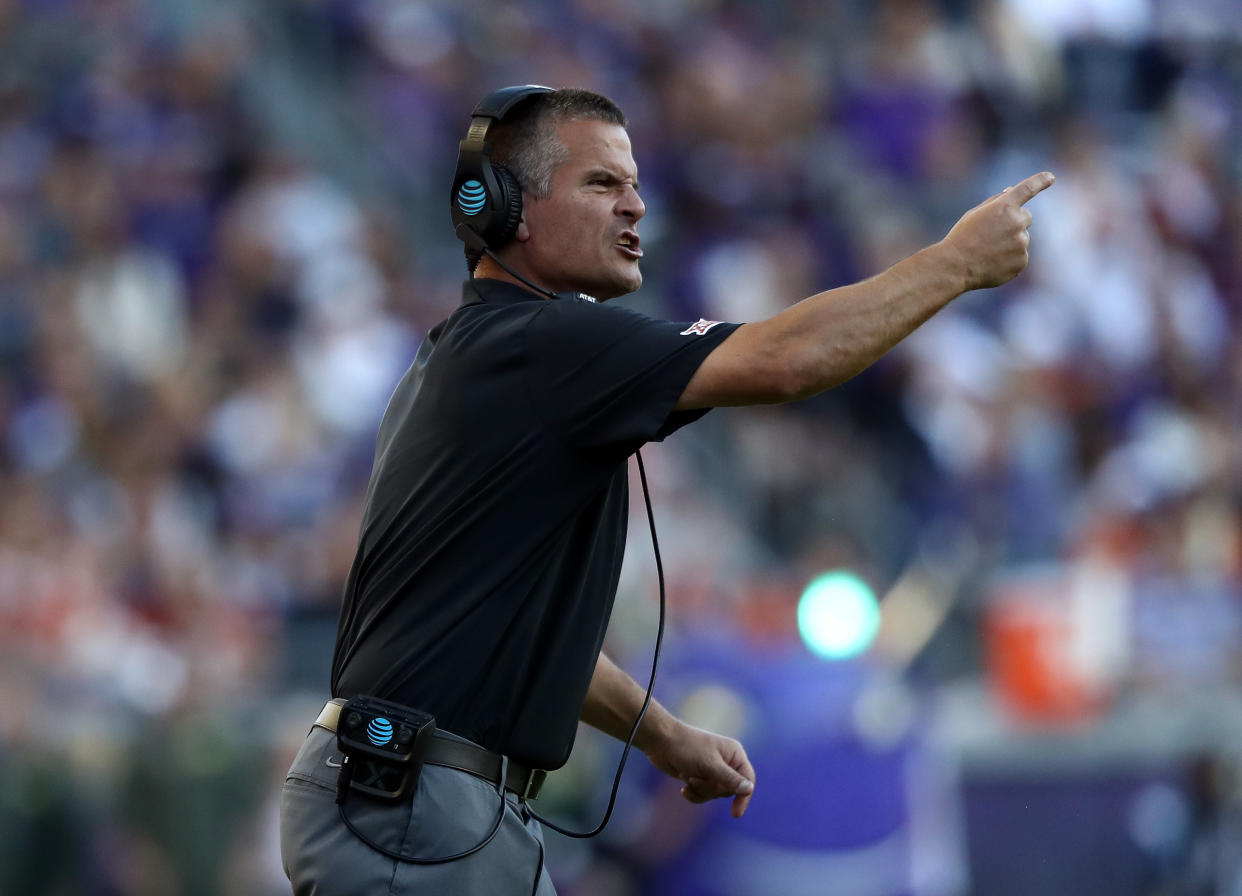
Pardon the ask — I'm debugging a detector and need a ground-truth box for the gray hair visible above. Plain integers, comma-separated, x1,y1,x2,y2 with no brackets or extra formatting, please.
492,88,628,199
466,89,627,270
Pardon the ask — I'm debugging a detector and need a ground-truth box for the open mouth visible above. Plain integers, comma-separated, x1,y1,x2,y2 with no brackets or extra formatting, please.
615,232,643,259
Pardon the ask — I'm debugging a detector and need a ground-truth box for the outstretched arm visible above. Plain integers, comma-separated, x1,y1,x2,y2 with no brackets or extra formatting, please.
678,171,1056,409
581,652,755,818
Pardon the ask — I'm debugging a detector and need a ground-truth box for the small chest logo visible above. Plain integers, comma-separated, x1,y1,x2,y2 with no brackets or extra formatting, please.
681,319,723,336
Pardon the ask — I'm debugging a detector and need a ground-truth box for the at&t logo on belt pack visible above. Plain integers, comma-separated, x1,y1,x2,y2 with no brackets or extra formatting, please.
336,695,436,800
366,717,394,746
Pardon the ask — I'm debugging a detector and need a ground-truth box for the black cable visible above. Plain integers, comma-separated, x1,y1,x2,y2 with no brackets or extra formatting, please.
528,449,666,838
472,248,667,837
482,249,559,300
340,399,665,859
336,755,511,864
530,838,545,896
469,253,668,839
339,450,666,855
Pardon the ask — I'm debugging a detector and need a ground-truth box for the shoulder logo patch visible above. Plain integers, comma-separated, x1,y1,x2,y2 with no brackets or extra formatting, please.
680,319,723,336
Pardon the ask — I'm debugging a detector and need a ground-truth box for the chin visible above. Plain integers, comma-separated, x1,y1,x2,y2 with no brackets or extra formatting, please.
613,268,643,297
565,257,642,301
597,283,640,302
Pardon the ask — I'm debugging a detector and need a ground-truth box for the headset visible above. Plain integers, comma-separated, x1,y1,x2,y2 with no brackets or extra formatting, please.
450,85,553,278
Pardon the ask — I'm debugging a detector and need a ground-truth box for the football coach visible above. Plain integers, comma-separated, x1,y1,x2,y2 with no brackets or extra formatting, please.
280,85,1053,895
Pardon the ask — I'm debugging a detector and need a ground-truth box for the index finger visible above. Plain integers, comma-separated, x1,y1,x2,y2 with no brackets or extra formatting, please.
1007,171,1055,206
731,788,753,818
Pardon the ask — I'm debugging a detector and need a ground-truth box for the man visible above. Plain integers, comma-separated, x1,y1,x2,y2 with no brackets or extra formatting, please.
280,86,1052,894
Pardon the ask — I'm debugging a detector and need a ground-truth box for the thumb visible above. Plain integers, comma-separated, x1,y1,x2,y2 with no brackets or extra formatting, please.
682,768,753,799
714,756,753,795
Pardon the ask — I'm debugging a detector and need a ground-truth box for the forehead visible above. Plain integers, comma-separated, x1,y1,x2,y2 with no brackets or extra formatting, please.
552,118,635,176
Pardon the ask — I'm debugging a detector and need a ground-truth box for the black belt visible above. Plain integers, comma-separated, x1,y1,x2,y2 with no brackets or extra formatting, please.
313,699,547,801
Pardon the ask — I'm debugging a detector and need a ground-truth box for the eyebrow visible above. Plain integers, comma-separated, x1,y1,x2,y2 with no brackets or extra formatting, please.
584,168,641,192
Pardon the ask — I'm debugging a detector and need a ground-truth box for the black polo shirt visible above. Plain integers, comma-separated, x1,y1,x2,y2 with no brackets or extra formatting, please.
330,278,739,769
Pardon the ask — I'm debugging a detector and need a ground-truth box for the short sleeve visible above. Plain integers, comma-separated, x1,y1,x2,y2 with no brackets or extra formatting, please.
524,298,739,451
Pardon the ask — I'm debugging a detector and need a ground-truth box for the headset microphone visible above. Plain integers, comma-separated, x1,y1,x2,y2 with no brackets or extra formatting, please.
482,248,559,301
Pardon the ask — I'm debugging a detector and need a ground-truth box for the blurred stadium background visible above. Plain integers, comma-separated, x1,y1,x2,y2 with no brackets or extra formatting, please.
1,0,1241,893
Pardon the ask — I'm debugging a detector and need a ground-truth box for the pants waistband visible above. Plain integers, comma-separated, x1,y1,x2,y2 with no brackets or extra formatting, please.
314,698,547,801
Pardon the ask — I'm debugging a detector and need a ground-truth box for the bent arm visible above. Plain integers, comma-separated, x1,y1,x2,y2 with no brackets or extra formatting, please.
677,171,1055,410
582,652,756,816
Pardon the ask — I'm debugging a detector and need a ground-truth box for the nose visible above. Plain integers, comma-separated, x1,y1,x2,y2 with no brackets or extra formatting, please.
617,184,645,222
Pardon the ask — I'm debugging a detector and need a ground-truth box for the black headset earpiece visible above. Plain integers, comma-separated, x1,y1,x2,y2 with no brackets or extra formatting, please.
490,165,524,247
451,85,554,253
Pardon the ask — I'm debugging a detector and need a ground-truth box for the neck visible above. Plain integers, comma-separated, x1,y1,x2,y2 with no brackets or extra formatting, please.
474,252,557,299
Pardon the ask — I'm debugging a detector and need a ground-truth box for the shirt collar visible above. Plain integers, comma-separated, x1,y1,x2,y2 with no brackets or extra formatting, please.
462,277,549,307
462,278,599,306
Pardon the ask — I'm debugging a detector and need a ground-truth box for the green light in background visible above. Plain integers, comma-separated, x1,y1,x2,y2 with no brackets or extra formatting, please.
797,570,880,660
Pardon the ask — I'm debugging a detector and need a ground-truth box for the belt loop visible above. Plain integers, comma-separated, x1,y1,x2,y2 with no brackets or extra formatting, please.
520,768,547,800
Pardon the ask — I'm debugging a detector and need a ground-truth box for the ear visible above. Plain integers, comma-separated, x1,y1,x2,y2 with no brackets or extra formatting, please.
515,217,531,242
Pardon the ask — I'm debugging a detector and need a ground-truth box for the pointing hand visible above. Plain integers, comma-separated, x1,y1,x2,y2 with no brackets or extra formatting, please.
941,171,1055,291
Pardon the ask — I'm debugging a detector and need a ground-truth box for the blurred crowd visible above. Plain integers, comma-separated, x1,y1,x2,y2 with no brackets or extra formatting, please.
0,0,1240,893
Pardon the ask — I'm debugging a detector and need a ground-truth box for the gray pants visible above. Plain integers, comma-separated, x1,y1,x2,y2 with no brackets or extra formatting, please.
280,726,557,895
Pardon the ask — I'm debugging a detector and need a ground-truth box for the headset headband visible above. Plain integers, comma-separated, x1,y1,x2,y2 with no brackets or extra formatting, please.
472,85,554,120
